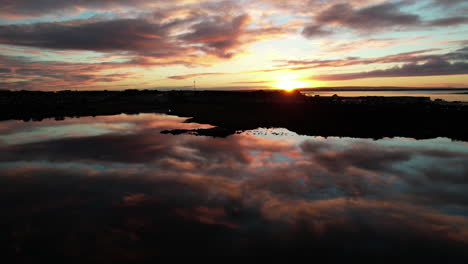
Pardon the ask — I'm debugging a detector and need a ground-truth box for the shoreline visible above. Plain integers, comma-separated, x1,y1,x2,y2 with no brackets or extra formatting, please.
1,90,468,141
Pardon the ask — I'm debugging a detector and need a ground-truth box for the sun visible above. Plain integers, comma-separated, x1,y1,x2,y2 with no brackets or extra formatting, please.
275,79,308,92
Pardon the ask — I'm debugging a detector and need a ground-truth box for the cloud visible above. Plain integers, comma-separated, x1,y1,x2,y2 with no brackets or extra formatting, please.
0,12,287,60
301,24,333,38
168,72,228,80
180,14,251,58
431,0,468,7
0,0,191,19
175,206,240,229
301,1,468,39
0,54,150,90
316,36,431,54
275,48,441,70
270,46,468,80
317,2,420,29
230,81,270,85
314,58,468,81
0,0,467,90
0,19,179,53
141,46,468,85
0,11,290,90
427,17,468,26
302,2,420,38
164,47,466,84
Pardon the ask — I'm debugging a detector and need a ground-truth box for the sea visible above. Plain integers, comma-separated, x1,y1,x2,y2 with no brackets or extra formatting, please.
302,89,468,102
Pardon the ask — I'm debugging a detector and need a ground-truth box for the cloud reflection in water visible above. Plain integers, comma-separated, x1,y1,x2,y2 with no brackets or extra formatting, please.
1,113,468,259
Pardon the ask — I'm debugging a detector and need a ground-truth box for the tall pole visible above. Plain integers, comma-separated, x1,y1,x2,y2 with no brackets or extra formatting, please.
193,80,196,91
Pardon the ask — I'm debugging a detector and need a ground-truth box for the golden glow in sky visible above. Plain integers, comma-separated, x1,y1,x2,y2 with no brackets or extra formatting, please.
275,80,305,91
274,75,310,91
0,0,468,90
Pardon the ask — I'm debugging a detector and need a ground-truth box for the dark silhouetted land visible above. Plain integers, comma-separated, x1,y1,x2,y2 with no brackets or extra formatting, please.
1,89,468,141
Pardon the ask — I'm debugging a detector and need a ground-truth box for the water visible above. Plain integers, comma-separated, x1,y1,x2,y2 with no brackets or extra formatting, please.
302,90,468,102
1,113,468,258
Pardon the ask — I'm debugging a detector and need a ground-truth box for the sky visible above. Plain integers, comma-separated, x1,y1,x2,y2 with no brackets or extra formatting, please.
0,0,468,91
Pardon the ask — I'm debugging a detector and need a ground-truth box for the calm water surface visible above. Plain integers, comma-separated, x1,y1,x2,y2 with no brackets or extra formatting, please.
1,113,468,259
303,90,468,102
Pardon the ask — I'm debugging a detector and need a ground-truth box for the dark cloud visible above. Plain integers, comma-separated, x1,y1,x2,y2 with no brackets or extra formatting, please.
443,46,468,60
431,0,468,7
302,1,468,38
180,14,250,58
0,19,175,53
301,24,333,38
0,0,251,20
302,2,420,38
0,0,169,18
428,17,468,26
317,2,420,29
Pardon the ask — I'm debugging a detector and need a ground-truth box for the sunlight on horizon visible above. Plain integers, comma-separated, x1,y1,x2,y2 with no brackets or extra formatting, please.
274,75,310,91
